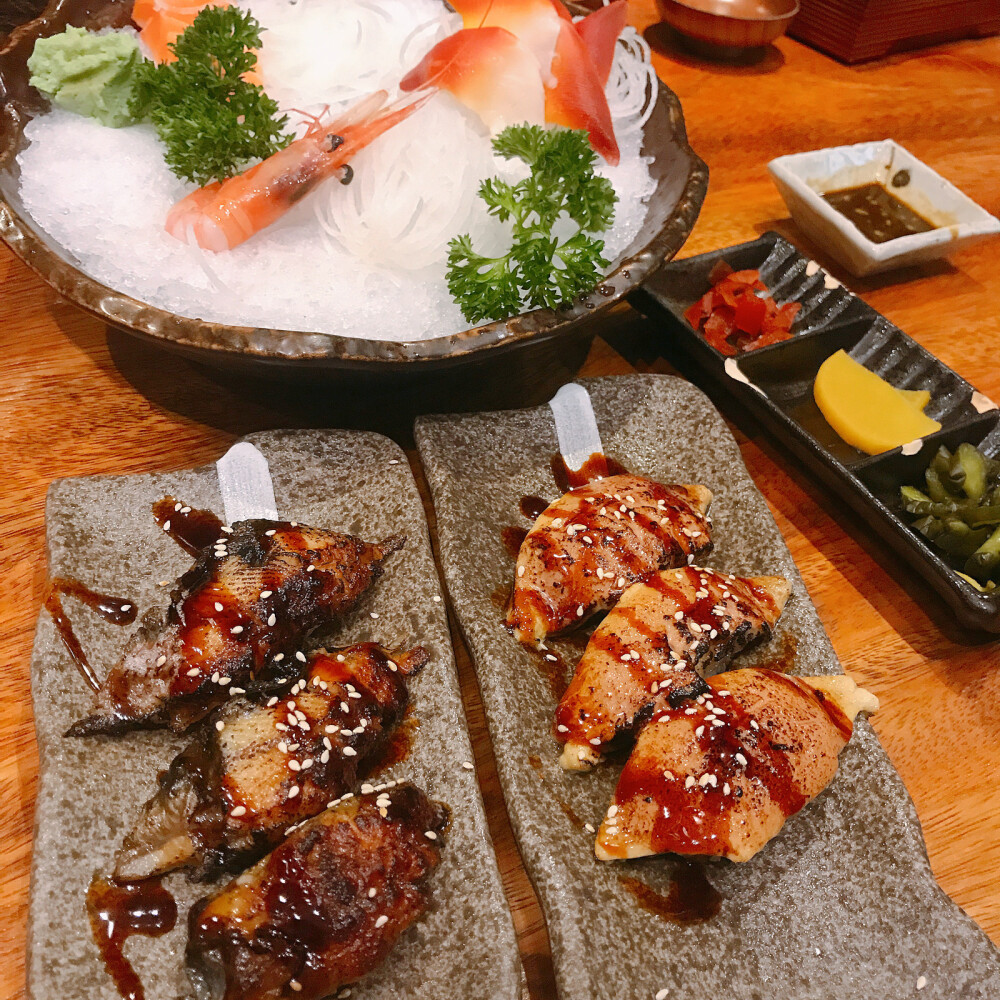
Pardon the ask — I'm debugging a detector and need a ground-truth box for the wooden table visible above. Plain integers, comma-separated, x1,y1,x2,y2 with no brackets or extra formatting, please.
2,8,999,998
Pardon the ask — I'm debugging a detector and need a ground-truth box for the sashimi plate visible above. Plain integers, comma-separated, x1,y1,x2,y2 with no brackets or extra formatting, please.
415,374,1000,1000
0,0,707,374
27,429,524,1000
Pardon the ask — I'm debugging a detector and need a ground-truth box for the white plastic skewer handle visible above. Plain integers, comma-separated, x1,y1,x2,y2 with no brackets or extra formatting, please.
216,442,279,524
548,383,605,474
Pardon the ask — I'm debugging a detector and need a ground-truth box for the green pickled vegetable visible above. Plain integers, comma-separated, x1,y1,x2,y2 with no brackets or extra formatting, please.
901,439,1000,587
954,442,988,500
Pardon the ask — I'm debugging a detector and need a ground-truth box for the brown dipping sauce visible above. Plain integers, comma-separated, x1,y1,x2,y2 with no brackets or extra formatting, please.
87,875,178,1000
151,496,224,556
45,577,138,691
822,183,936,243
619,866,722,925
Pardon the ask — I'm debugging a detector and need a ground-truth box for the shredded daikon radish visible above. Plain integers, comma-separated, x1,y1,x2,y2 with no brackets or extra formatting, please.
252,0,459,111
604,27,659,133
315,94,497,271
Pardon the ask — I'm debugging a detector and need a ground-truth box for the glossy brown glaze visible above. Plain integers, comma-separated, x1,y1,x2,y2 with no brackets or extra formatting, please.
151,496,224,556
86,874,177,1000
555,568,789,767
186,783,448,1000
68,520,404,737
114,643,427,882
619,866,721,924
44,576,137,692
527,754,584,830
823,183,936,243
551,453,630,492
507,475,714,643
519,496,551,522
501,526,528,561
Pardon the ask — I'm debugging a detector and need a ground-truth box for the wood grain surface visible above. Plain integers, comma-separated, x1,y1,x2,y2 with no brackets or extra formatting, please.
2,6,999,999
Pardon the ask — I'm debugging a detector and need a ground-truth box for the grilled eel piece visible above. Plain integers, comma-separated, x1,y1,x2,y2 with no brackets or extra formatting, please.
186,781,448,1000
556,567,790,770
67,516,403,737
506,475,713,645
595,668,878,863
114,643,427,881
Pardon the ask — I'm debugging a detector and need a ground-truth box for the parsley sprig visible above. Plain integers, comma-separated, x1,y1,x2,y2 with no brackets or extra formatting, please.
129,6,291,187
447,125,617,324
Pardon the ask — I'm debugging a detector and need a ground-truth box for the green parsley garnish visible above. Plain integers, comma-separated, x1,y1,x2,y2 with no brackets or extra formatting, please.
129,6,291,187
447,125,617,324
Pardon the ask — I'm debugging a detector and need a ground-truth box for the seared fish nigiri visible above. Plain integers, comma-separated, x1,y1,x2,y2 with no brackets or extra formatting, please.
68,518,403,737
556,567,790,770
186,781,448,1000
115,643,427,881
506,475,713,644
595,668,878,863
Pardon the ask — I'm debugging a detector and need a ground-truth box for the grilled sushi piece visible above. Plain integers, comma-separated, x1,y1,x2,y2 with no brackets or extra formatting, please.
67,517,403,737
556,567,790,770
595,668,878,863
506,475,713,645
186,781,448,1000
114,643,427,881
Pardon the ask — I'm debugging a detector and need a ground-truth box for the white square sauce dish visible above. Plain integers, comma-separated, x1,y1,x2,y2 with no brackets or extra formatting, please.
768,139,1000,276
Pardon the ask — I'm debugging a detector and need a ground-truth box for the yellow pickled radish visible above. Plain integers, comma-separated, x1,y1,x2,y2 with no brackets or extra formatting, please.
813,349,941,455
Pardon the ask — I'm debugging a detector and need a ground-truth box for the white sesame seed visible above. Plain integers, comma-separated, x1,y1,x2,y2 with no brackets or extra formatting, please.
517,565,525,577
616,577,626,588
230,806,246,817
685,776,696,789
343,746,357,757
267,696,279,707
186,668,200,677
723,783,731,795
288,760,301,771
216,721,225,731
461,761,474,771
589,738,602,746
656,990,670,1000
736,753,748,766
306,564,315,572
916,977,927,991
121,603,132,612
289,980,302,992
584,822,596,833
433,595,442,602
274,653,285,662
267,613,276,627
288,785,299,798
375,915,388,928
577,605,584,617
370,612,379,620
156,654,167,667
695,726,705,737
231,625,243,635
361,783,375,794
424,831,438,840
214,602,223,612
162,520,171,532
556,725,568,733
230,687,245,695
265,529,276,537
607,805,618,818
221,526,232,534
295,651,306,662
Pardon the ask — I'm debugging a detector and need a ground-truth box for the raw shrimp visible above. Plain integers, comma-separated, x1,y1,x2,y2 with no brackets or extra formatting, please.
165,91,425,251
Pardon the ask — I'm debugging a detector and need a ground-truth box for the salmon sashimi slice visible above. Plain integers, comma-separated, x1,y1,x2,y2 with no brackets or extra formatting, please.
556,567,790,770
67,515,404,736
186,781,448,1000
595,668,878,863
114,643,427,881
399,27,545,134
506,474,713,645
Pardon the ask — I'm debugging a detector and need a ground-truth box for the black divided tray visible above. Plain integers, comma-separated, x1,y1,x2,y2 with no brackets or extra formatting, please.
629,231,1000,633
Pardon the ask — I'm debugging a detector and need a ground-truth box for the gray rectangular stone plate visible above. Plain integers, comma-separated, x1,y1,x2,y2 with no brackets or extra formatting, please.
28,429,523,1000
415,374,1000,1000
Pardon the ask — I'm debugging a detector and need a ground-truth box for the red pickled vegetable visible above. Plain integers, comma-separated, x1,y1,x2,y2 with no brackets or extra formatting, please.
684,264,797,354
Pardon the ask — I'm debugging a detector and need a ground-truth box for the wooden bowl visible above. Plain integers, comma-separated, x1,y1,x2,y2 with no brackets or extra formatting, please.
0,0,708,391
656,0,799,57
